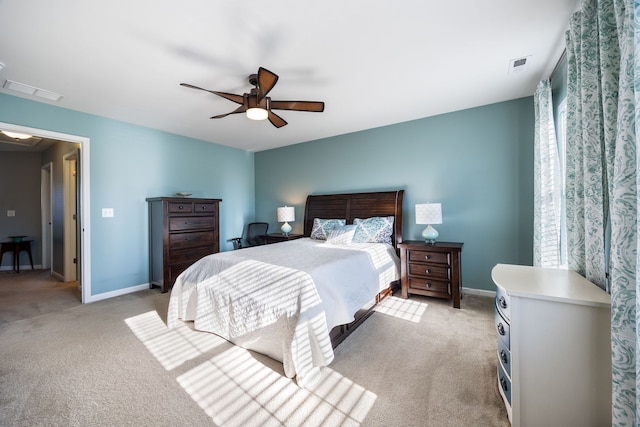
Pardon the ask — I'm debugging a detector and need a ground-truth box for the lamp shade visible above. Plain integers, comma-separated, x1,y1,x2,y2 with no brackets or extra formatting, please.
415,203,442,225
277,206,295,222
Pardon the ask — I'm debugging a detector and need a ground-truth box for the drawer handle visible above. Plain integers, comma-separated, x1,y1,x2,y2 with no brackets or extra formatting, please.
426,283,432,288
178,205,184,210
497,323,505,336
499,296,507,309
500,376,509,393
201,206,207,210
425,269,431,274
425,255,431,260
500,350,508,364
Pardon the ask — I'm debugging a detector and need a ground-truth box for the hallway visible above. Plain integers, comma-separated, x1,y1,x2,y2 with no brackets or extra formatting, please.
0,269,80,331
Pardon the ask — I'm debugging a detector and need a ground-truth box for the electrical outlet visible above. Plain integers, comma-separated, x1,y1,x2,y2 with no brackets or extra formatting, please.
102,208,114,218
7,210,15,217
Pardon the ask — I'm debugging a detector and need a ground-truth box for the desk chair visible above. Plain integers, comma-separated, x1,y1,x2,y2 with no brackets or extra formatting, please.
227,222,269,249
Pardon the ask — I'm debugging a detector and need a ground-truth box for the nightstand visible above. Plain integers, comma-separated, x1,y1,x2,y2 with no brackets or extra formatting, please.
262,233,304,245
398,241,463,308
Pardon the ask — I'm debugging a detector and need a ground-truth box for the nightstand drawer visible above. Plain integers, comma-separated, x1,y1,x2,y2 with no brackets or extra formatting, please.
407,249,450,265
408,263,450,280
407,277,450,296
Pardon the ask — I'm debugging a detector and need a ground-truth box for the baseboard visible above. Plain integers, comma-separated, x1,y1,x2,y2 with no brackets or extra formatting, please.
0,264,43,272
86,283,151,303
462,287,496,298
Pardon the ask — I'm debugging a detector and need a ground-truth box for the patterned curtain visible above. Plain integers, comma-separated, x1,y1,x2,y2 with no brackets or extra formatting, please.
565,0,638,424
533,80,562,267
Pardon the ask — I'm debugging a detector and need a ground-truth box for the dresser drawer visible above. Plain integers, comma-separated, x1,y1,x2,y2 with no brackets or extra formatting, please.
170,245,214,265
495,303,510,348
407,277,450,296
169,231,216,249
168,201,193,213
169,216,215,232
497,339,511,377
194,202,216,213
495,285,510,320
498,362,512,406
407,249,450,265
408,263,450,280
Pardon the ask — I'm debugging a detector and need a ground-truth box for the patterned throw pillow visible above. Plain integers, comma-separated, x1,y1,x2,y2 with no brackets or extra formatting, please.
352,216,394,245
325,224,357,245
310,218,347,240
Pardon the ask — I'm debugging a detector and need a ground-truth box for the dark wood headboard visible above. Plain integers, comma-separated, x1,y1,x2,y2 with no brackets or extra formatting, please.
303,190,404,250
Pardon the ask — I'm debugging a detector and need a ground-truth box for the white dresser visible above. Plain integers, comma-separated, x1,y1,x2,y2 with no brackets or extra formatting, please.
491,264,611,426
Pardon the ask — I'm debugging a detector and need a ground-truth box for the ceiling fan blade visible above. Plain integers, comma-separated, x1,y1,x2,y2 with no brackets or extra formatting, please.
270,100,325,112
211,104,247,119
267,110,288,128
180,83,244,104
211,91,244,104
257,67,279,101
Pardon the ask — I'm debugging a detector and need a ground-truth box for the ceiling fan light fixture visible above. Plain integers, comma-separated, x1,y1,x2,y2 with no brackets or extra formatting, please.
246,107,268,121
1,130,33,140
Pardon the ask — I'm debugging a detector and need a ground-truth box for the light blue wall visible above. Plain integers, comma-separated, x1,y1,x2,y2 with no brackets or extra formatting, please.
0,93,255,296
255,97,534,291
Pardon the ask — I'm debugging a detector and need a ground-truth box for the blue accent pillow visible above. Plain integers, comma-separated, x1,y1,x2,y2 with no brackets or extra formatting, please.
352,216,394,245
310,218,347,240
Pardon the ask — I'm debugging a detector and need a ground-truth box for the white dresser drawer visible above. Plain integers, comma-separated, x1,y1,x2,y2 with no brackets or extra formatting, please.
497,338,511,377
495,285,510,320
494,302,510,348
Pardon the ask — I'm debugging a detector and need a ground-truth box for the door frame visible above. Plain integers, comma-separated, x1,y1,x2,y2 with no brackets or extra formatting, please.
1,121,92,303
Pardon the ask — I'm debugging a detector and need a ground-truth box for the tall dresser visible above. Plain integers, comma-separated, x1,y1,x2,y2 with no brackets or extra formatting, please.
491,264,611,426
147,197,221,293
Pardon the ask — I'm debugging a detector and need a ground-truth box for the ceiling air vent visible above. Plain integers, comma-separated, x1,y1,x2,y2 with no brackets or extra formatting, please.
2,79,63,101
508,56,531,75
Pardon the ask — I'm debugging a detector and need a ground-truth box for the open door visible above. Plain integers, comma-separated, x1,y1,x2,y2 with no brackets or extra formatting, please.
63,150,78,283
40,163,52,272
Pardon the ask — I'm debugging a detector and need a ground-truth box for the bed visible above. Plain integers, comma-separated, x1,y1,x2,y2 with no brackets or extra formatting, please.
167,190,404,387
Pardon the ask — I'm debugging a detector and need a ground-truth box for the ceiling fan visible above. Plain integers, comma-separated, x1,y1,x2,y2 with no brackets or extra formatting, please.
180,67,324,128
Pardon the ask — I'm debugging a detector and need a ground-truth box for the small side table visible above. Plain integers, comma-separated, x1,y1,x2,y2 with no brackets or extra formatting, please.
262,233,304,245
398,241,463,308
0,240,35,273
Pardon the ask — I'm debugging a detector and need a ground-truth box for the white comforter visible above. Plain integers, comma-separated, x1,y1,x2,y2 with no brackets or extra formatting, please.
167,238,399,387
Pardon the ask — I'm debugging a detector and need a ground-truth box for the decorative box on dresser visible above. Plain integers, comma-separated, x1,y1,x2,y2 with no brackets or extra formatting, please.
147,197,221,293
491,263,611,426
398,241,463,308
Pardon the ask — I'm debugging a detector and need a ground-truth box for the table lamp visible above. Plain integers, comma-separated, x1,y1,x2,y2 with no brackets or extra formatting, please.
277,206,295,236
416,203,442,244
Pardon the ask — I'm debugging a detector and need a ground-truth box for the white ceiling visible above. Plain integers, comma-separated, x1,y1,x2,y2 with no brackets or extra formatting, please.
0,0,580,152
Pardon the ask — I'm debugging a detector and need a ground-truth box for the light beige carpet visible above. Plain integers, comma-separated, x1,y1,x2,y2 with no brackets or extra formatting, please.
0,273,509,426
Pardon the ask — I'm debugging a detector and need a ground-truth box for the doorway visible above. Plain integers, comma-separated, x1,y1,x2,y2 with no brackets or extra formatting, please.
1,122,92,303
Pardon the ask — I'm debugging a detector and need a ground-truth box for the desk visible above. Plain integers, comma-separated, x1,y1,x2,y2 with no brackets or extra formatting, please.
0,240,34,273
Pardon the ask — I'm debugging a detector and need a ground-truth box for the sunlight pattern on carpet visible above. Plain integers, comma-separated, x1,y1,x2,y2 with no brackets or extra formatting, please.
374,296,427,323
126,310,377,426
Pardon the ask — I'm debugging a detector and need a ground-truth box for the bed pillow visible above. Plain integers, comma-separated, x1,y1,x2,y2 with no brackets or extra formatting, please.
325,224,357,245
352,216,394,245
310,218,347,240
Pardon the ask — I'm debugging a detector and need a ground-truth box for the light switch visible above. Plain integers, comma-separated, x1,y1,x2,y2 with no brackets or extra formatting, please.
7,210,15,217
102,208,114,218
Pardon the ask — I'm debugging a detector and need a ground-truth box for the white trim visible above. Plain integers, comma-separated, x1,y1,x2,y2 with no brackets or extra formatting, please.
86,283,151,303
0,264,42,271
462,286,496,298
0,121,91,303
